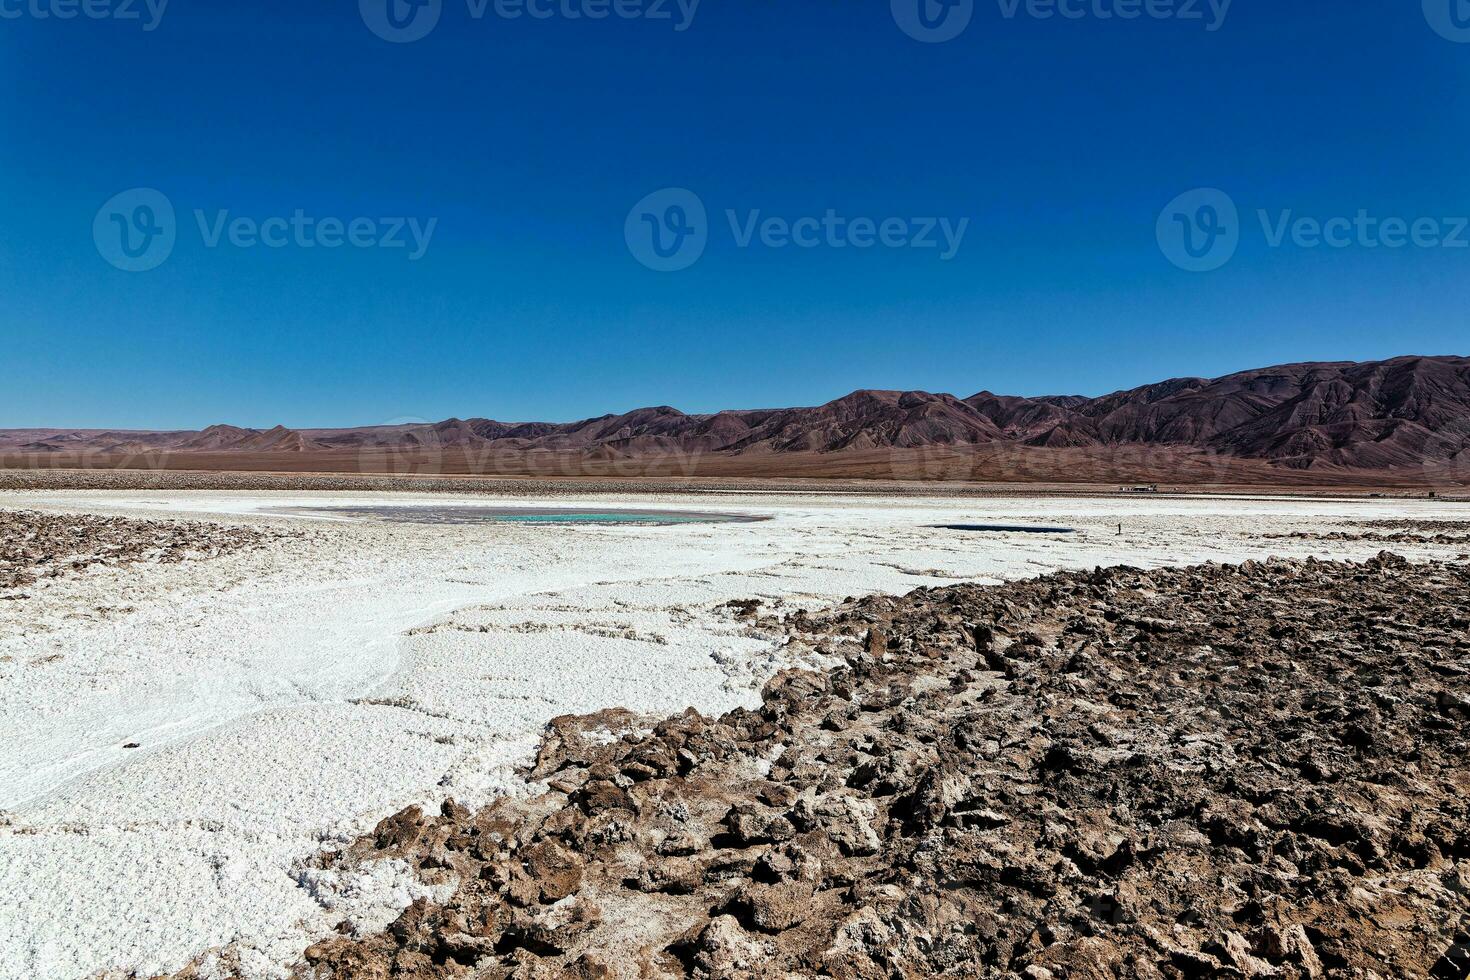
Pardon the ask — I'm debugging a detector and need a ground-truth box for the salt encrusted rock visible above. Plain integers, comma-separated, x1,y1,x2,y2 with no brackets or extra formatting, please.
520,839,584,903
690,915,771,977
221,555,1470,980
371,805,425,851
722,880,814,934
0,508,297,592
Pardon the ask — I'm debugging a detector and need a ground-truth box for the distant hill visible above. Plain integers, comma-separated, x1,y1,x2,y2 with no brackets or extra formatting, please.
4,355,1468,480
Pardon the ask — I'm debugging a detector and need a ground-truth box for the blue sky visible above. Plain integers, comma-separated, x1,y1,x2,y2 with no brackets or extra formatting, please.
1,0,1466,428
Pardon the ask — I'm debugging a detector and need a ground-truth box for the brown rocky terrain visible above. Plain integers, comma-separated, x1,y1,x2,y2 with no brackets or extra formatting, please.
250,554,1469,980
6,356,1469,483
0,509,297,592
1265,520,1470,547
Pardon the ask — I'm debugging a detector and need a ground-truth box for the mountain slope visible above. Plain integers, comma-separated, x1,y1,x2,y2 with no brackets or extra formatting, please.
2,355,1466,474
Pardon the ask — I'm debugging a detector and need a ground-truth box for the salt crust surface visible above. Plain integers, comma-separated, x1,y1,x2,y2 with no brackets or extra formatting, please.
2,489,1468,978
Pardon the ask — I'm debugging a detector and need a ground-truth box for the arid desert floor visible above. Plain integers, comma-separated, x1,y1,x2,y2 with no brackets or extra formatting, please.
1,488,1468,978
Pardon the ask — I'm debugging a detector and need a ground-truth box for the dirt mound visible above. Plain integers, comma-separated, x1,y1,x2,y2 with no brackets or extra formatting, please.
215,555,1470,979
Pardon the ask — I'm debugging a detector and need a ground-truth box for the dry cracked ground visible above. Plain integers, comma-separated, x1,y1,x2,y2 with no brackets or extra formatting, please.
168,553,1470,980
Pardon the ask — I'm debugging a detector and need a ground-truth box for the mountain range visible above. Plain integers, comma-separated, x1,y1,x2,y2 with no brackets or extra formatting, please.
4,355,1468,481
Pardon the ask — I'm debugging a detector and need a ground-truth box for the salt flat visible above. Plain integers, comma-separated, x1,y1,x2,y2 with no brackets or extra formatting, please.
1,489,1468,979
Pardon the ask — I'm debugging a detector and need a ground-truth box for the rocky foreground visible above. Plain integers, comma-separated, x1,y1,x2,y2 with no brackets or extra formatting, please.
0,509,295,592
286,555,1469,980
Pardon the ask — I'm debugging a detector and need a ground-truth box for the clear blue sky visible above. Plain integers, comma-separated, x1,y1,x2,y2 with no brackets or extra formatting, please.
2,0,1466,428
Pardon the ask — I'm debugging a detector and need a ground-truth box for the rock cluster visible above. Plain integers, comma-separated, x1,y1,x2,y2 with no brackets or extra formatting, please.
1357,520,1470,532
1268,531,1470,547
1267,521,1470,546
0,509,296,591
291,554,1470,979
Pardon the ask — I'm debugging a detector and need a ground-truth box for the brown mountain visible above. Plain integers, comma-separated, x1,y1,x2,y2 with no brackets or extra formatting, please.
3,355,1467,479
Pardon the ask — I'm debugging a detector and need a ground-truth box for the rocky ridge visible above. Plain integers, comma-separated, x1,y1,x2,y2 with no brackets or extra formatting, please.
9,355,1470,473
